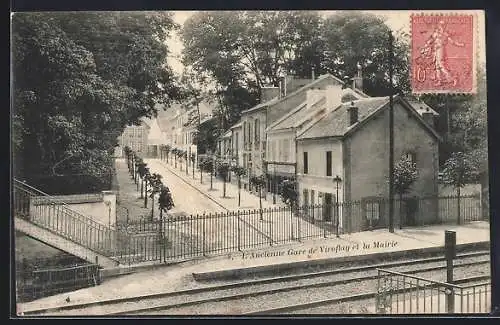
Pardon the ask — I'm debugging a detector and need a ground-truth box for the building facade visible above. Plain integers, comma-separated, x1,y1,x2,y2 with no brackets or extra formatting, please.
239,74,350,190
265,85,367,195
296,96,440,233
118,123,150,156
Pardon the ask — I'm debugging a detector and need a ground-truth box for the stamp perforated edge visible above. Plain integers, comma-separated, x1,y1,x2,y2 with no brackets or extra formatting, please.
409,11,479,96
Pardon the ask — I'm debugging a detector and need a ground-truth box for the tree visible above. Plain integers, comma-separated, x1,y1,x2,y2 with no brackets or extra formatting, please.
419,65,487,166
165,145,171,163
181,11,326,130
12,12,182,187
124,146,133,174
231,165,247,207
171,148,178,168
183,151,189,175
250,175,267,220
393,155,419,228
320,11,410,96
193,118,222,155
143,167,151,208
136,161,147,198
216,160,230,198
441,151,479,224
190,153,196,178
147,173,163,221
200,158,214,189
279,179,298,208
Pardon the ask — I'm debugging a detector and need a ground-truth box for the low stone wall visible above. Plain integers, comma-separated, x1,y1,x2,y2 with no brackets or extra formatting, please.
30,192,117,227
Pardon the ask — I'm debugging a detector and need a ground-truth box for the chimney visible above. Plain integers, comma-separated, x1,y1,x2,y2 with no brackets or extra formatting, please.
279,76,287,98
347,102,359,126
261,86,280,102
421,107,435,128
306,88,323,110
352,62,363,92
324,85,343,111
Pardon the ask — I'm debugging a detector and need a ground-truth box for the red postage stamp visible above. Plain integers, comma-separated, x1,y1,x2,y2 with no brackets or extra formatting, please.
411,14,477,94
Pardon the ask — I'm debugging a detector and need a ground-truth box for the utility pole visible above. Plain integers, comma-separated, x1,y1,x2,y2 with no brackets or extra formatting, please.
388,30,395,233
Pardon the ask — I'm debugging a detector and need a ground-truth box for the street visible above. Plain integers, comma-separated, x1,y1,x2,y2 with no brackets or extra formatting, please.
144,159,227,216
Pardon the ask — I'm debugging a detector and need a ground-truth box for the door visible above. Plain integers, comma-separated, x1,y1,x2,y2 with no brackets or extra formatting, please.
323,193,333,221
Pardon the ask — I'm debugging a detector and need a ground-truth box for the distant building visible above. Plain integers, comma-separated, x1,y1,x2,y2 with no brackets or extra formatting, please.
118,122,150,156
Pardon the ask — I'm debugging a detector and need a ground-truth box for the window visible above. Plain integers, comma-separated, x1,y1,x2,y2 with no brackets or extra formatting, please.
303,152,308,174
243,122,247,146
248,120,253,145
283,139,290,162
255,119,260,143
326,151,332,176
235,133,239,156
364,200,381,221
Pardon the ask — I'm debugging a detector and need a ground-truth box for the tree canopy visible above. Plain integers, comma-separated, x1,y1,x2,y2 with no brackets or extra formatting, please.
12,12,182,181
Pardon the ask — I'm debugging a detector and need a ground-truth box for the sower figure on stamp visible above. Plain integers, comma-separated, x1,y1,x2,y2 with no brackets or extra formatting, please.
420,20,464,87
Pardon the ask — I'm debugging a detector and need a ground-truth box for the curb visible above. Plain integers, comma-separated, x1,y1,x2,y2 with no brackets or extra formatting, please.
192,241,490,281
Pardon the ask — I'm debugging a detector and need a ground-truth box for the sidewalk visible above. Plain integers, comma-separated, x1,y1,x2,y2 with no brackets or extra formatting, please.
149,158,284,211
18,221,490,314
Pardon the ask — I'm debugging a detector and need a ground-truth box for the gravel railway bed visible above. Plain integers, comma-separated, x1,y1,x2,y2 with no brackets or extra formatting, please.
133,270,489,315
37,252,489,316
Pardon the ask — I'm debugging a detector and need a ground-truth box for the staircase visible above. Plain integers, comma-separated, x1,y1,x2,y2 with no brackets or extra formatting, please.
13,179,120,269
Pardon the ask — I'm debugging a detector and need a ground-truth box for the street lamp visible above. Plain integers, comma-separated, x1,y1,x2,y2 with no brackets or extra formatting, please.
273,164,277,204
333,175,342,238
388,30,395,233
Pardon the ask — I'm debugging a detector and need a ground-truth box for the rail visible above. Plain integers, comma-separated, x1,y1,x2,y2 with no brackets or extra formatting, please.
376,268,491,314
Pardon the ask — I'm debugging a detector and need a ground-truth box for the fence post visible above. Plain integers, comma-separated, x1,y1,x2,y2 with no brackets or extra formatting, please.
202,213,206,256
290,205,294,241
269,207,273,246
237,210,241,251
296,205,301,242
445,230,456,313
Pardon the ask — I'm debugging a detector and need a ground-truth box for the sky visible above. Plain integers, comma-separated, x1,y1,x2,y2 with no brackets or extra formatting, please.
166,10,486,75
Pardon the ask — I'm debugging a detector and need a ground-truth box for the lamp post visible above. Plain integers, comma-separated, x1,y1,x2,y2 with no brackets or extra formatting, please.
333,175,342,238
388,30,395,233
273,164,277,204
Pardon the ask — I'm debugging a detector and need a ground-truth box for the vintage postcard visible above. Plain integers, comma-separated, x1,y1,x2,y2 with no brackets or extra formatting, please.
11,10,490,316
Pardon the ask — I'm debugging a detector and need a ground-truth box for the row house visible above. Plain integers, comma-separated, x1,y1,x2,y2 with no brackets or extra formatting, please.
239,74,351,189
295,95,440,233
265,85,367,195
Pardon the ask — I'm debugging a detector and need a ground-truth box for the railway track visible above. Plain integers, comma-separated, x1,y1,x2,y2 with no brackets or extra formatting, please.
26,250,490,316
244,275,491,315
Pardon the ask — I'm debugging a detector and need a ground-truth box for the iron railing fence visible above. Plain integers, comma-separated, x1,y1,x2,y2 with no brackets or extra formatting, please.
376,269,491,314
13,179,121,257
14,175,484,267
16,261,100,303
112,195,483,265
